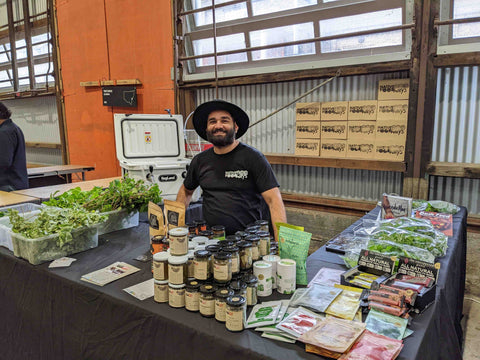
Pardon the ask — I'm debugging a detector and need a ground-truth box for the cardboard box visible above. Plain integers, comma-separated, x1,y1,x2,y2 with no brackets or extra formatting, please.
347,121,376,141
374,139,406,161
375,120,407,142
321,101,348,121
295,139,320,156
296,102,321,121
346,139,375,159
377,100,409,122
320,121,347,140
320,139,346,158
295,121,321,139
378,78,410,100
348,100,378,121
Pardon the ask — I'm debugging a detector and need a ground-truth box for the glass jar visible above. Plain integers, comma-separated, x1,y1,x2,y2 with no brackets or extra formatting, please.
226,234,241,243
152,251,169,281
199,230,213,239
168,227,189,256
192,236,208,247
211,225,226,240
205,244,221,271
187,250,195,279
194,219,207,234
193,250,212,280
257,231,271,257
222,246,240,275
168,283,185,308
154,279,169,303
269,241,278,255
199,284,217,318
185,280,201,312
218,240,236,249
244,225,260,235
228,280,247,298
186,222,197,236
255,220,269,233
168,255,188,285
225,296,246,332
243,274,258,306
151,235,167,254
215,288,234,322
235,231,248,240
245,235,260,261
213,251,232,283
237,241,253,270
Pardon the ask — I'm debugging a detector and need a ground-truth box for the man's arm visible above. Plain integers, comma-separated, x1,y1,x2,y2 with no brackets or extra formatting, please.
261,187,287,241
176,184,195,209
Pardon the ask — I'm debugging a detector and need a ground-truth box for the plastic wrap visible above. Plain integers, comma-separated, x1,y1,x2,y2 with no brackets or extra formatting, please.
289,283,343,313
412,200,460,214
367,238,435,263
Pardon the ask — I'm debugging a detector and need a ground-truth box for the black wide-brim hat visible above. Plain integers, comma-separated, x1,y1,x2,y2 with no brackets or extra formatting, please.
192,100,250,141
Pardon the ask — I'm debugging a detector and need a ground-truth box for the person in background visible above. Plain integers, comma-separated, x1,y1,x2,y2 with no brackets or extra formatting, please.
176,100,286,240
0,102,28,191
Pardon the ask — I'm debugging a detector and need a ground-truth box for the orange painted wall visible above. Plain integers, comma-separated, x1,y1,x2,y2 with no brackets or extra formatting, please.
56,0,174,180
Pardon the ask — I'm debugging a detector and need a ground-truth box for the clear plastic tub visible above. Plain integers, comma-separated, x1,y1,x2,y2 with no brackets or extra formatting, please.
97,209,139,235
0,203,42,251
11,225,99,265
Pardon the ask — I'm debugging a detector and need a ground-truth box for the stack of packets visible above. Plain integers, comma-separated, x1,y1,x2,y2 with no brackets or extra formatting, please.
249,266,409,359
344,271,380,289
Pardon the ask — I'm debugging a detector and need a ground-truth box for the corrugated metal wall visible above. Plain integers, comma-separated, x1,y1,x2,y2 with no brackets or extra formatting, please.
196,73,406,202
0,0,47,26
431,66,480,215
3,95,62,165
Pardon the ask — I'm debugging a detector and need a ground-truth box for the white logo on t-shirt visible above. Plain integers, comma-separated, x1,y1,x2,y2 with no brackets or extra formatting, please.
225,170,248,180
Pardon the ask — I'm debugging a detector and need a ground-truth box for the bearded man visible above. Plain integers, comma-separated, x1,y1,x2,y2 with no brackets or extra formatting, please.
176,100,286,239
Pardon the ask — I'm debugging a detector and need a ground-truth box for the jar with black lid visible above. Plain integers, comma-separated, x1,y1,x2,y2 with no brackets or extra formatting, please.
194,219,207,234
269,241,278,255
199,284,217,318
194,250,212,280
213,251,232,283
222,246,240,275
226,234,241,242
225,296,246,332
211,225,226,240
151,235,167,254
255,220,269,233
245,235,260,261
243,274,258,306
215,288,234,322
237,241,253,270
228,280,247,298
235,231,248,240
244,225,260,235
218,240,236,249
186,223,197,236
187,250,195,279
185,280,201,312
199,230,213,239
257,231,270,257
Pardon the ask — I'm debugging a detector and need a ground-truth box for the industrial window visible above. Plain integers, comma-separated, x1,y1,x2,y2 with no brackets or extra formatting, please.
0,0,55,94
177,0,412,81
438,0,480,54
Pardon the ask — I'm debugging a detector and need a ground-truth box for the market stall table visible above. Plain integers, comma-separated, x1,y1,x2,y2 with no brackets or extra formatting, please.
0,206,467,359
0,191,40,207
27,164,95,187
13,176,121,201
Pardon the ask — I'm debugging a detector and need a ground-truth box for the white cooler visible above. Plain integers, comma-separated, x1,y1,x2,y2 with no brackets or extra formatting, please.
114,113,198,201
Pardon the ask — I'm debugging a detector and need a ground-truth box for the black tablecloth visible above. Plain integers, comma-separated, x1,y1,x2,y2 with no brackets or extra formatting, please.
0,206,467,360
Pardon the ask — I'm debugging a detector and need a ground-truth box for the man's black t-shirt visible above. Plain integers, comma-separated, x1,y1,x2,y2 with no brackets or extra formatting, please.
0,119,28,191
183,143,279,234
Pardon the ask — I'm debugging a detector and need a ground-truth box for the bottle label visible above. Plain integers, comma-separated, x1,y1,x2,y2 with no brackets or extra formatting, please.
215,300,226,322
169,288,185,307
214,263,230,281
185,291,199,311
226,308,245,331
194,260,208,280
200,298,215,316
169,264,185,284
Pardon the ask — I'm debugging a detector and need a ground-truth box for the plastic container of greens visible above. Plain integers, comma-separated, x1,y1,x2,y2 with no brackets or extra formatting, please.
0,203,42,251
97,209,139,235
11,224,99,265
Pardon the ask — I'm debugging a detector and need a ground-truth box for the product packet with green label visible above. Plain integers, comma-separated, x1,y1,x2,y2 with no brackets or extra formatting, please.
245,301,282,329
278,226,312,285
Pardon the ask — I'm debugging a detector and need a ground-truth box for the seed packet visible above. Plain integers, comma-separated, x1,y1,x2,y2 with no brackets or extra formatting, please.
276,307,323,338
261,332,297,343
278,226,311,285
148,201,165,237
365,308,408,340
299,317,365,354
245,301,282,328
325,285,362,320
308,267,344,287
290,283,343,313
254,300,291,332
163,200,185,231
338,329,403,360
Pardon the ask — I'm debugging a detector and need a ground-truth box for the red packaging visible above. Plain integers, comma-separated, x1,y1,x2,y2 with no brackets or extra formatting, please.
339,330,404,360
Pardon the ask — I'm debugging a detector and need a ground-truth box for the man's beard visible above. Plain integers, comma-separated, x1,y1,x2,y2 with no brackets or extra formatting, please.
206,127,236,147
